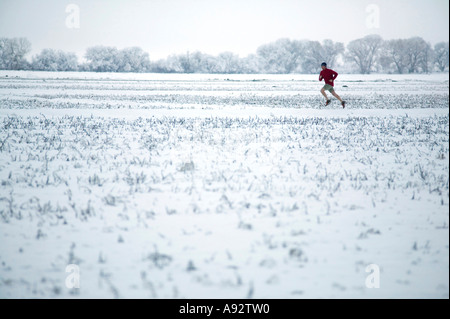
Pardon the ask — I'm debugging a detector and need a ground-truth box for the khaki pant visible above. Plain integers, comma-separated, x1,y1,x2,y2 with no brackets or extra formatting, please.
322,84,335,92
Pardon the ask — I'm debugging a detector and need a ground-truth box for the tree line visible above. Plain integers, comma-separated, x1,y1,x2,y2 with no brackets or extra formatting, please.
0,35,448,74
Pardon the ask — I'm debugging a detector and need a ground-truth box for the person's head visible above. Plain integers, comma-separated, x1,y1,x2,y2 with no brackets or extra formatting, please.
321,62,327,70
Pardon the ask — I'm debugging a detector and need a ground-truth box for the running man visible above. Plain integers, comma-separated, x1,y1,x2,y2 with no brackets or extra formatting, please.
319,62,346,108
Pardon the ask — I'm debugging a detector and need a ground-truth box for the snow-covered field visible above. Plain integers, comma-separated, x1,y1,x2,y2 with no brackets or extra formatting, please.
0,71,448,299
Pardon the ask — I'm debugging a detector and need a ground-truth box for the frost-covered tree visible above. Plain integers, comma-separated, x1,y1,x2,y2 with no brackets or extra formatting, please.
322,40,344,68
403,37,432,73
189,51,214,73
217,52,241,74
239,54,261,74
150,58,176,73
201,54,220,73
57,51,78,71
151,52,249,74
302,39,344,73
302,41,324,74
378,37,433,74
345,34,383,74
419,42,433,74
85,46,120,72
380,39,408,74
117,47,150,72
0,37,31,70
257,38,304,74
434,42,449,72
162,54,184,73
32,49,78,71
161,51,216,73
155,52,216,73
32,49,59,71
178,52,195,73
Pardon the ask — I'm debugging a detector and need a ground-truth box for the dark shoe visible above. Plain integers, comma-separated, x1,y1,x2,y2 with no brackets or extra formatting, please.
341,101,346,108
325,99,331,106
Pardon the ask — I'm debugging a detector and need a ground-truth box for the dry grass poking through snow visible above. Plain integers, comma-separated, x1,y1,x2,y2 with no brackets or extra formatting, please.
0,73,448,298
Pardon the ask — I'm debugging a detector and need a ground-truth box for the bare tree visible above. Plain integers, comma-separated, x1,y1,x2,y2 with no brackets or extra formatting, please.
345,34,383,74
434,42,449,72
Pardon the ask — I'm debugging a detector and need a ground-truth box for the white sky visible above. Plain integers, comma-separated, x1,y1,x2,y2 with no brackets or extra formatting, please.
0,0,448,60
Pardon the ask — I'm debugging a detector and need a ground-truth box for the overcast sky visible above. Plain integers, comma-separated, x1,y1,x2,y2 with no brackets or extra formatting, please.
0,0,448,60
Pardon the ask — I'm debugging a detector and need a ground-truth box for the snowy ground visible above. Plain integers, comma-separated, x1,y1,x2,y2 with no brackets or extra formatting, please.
0,71,448,299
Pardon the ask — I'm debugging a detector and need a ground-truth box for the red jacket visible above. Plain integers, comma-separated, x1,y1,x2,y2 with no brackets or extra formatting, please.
319,68,338,87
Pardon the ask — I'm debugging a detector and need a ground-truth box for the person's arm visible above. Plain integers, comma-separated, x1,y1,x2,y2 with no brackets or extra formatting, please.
332,70,338,80
319,71,323,81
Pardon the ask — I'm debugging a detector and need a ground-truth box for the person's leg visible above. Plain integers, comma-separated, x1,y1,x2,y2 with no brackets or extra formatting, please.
331,90,343,102
320,87,328,100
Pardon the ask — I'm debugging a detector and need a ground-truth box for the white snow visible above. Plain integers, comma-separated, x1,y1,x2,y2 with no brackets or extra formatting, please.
0,72,448,299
